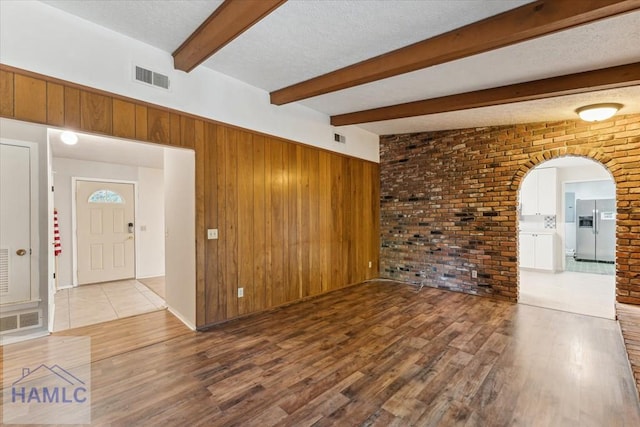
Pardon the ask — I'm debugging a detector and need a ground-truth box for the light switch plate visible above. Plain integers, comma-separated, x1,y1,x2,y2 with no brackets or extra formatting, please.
207,229,218,240
238,287,244,298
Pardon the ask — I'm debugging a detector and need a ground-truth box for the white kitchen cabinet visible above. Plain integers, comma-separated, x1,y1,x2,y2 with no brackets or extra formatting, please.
519,233,536,268
520,168,557,216
534,234,554,270
519,232,555,271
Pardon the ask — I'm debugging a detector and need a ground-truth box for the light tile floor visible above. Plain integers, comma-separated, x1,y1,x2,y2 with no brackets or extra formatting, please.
519,269,616,319
137,276,165,299
565,256,615,275
54,279,166,331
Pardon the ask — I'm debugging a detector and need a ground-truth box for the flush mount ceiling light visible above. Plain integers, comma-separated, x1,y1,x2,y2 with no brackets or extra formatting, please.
575,103,622,122
60,131,78,145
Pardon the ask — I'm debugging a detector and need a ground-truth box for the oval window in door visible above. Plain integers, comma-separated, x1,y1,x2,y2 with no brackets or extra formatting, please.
88,190,124,204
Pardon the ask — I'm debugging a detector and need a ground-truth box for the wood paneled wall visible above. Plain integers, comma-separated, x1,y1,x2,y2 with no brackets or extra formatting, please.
0,65,380,327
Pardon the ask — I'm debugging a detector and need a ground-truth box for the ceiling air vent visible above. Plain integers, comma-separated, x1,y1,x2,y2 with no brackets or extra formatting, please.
134,65,170,90
334,133,346,144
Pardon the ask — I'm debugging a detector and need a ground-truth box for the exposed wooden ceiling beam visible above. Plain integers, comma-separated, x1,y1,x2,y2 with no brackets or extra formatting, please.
173,0,287,72
271,0,640,105
330,63,640,126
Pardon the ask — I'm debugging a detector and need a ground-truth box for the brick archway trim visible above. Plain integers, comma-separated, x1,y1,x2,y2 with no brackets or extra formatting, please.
380,115,640,306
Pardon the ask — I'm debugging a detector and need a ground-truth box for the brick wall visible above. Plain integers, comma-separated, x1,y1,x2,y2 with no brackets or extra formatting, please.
379,114,640,304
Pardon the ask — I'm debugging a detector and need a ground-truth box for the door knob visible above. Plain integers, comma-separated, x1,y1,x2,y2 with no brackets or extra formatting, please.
16,249,27,256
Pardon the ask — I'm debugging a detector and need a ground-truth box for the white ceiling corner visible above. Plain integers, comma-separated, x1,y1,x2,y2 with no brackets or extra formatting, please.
49,129,165,169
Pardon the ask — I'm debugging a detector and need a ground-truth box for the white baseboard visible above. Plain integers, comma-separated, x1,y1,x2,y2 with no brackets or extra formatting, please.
0,330,50,346
136,274,165,279
167,306,196,331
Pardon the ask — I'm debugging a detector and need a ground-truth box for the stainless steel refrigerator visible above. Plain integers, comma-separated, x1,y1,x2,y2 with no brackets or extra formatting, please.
575,199,615,263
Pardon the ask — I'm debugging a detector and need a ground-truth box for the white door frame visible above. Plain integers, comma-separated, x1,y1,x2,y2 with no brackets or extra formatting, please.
0,138,40,308
71,177,139,287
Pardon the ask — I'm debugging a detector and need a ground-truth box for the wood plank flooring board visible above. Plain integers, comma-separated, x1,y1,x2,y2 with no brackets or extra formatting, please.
618,302,640,397
4,282,640,425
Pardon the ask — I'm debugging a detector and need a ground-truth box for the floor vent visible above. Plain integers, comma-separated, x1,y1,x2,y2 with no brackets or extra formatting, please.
0,315,18,332
134,65,170,90
20,311,40,327
0,310,42,334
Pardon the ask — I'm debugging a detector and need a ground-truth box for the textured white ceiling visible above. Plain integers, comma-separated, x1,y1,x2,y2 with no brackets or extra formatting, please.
41,0,223,52
49,129,165,169
302,12,640,115
543,157,608,169
359,85,640,135
39,0,640,135
203,0,533,91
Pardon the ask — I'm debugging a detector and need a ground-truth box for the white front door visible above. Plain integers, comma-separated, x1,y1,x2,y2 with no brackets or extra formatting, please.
76,180,135,285
0,142,33,304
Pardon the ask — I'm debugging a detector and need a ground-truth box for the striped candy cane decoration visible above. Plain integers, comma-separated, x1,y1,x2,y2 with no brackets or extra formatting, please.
54,208,62,256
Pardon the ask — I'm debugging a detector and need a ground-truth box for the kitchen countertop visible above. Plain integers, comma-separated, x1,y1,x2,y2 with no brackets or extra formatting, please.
518,230,556,235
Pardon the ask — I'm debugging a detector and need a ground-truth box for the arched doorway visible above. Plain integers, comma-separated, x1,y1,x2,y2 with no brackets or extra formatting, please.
517,156,616,319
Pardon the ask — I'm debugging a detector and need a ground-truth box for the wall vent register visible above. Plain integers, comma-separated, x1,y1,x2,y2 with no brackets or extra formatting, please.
0,310,42,333
134,65,170,90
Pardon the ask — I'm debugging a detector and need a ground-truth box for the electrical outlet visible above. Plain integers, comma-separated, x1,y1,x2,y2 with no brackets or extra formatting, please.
238,287,244,298
207,229,218,240
471,270,478,279
368,261,372,268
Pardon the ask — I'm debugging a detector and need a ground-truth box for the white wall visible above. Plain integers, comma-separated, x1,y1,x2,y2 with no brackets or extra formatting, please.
52,158,165,287
565,180,616,200
557,164,611,185
0,1,379,162
137,167,165,278
163,148,196,329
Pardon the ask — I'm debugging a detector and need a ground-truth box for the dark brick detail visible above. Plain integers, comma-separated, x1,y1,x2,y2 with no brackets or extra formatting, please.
379,114,640,304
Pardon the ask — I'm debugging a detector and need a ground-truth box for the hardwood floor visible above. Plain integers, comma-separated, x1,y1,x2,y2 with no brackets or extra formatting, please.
3,281,639,426
618,302,640,398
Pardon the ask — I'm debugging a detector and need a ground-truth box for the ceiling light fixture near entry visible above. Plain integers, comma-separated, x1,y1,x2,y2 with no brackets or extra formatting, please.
60,131,78,145
575,103,622,122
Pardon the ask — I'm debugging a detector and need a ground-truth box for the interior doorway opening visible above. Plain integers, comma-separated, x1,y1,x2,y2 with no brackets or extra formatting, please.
47,128,196,331
517,156,616,319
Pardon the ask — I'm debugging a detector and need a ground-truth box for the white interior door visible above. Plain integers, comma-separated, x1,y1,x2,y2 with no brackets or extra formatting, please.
76,180,135,285
0,143,32,304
